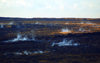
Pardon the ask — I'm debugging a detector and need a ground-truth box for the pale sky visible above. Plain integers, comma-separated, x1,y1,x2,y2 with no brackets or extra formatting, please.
0,0,100,18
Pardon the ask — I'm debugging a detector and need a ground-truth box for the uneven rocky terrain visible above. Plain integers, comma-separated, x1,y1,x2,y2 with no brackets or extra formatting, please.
0,17,100,63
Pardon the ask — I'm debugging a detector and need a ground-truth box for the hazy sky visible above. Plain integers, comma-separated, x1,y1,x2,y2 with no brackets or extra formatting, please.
0,0,100,18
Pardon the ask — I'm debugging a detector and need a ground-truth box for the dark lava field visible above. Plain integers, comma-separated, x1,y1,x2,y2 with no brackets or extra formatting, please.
0,17,100,63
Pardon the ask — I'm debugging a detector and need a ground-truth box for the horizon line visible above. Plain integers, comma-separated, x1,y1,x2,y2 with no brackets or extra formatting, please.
0,16,100,19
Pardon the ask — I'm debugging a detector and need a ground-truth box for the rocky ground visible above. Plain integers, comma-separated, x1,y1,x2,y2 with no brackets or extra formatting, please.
0,18,100,63
0,32,100,63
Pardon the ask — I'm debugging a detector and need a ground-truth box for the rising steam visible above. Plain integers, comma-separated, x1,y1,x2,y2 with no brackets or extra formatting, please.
5,33,35,42
52,39,79,47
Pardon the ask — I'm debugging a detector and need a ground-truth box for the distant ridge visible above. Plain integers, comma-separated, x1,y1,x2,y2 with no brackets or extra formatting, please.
0,17,100,21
